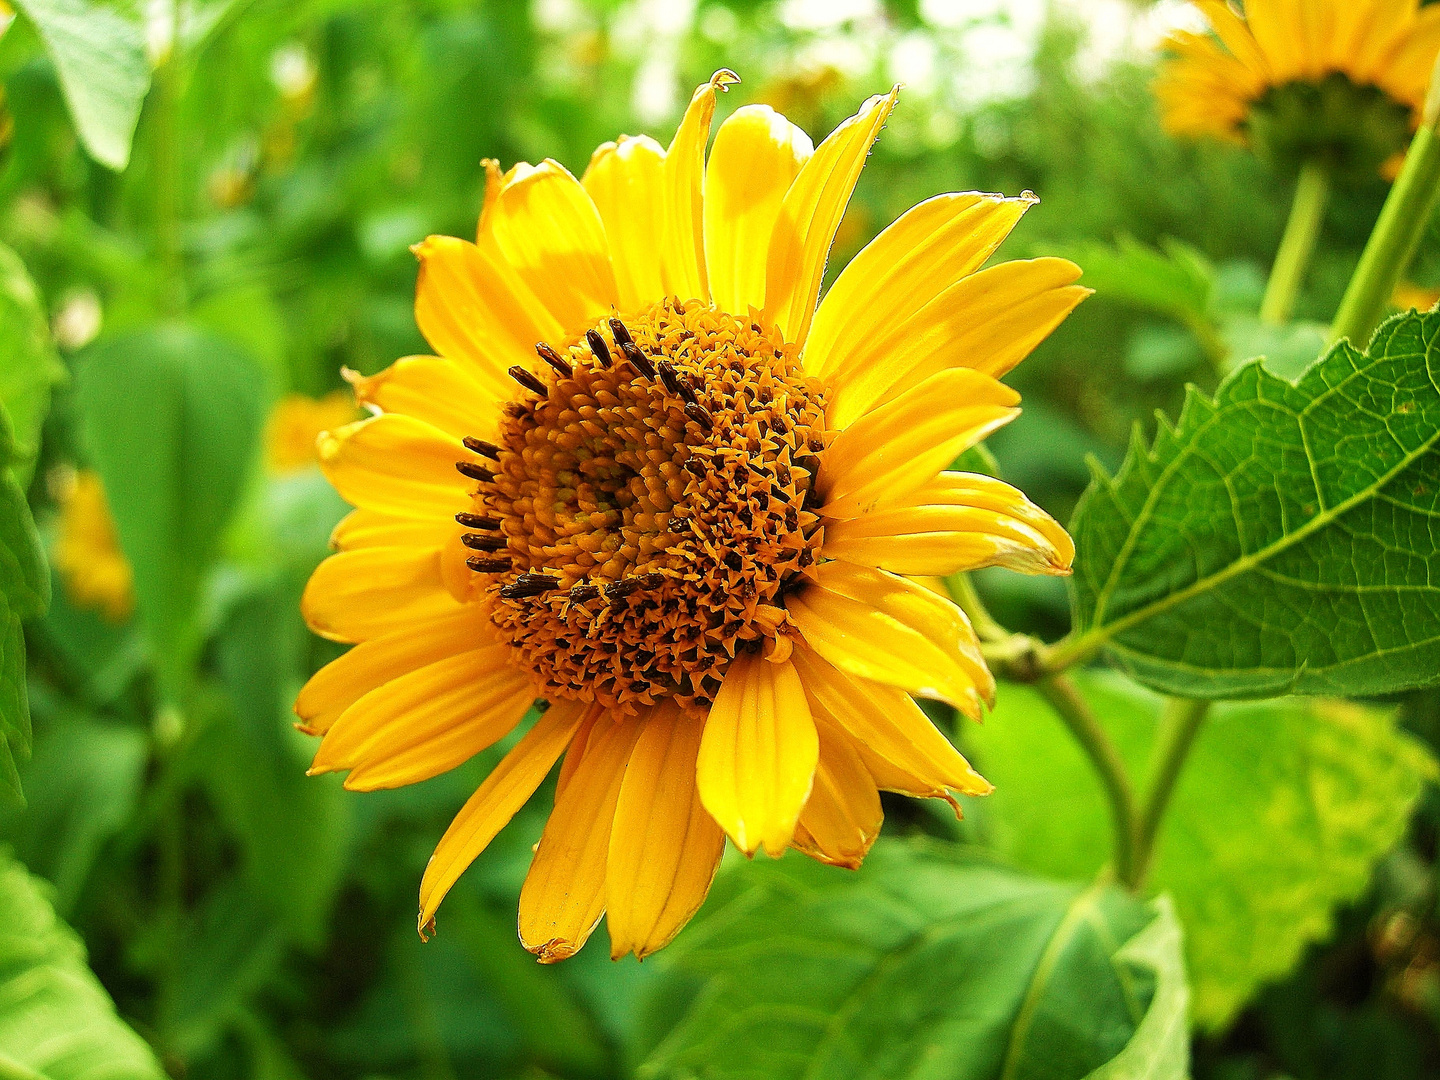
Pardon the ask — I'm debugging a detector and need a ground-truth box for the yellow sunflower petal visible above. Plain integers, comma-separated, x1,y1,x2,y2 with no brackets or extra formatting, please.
816,368,1020,522
418,700,590,936
310,645,534,791
791,716,882,869
582,135,670,311
480,159,618,333
328,508,454,552
696,651,817,857
1194,0,1270,73
824,258,1087,430
790,644,991,797
294,604,492,735
345,356,501,441
413,235,560,392
821,471,1074,577
518,715,646,963
301,546,459,644
786,561,994,717
606,701,725,960
318,414,476,519
662,69,740,303
808,192,1035,379
704,104,813,316
762,87,898,347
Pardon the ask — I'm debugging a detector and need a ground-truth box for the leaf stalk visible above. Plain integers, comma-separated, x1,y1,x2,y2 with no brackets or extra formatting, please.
1132,697,1211,890
1330,56,1440,347
1035,674,1140,888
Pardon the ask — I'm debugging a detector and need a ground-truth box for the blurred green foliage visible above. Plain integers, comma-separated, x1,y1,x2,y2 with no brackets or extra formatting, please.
2,1,1440,1079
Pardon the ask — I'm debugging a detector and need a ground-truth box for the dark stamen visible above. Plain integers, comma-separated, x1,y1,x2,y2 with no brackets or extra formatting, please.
457,461,495,482
500,572,561,599
585,329,612,368
608,318,633,347
675,374,698,404
684,402,714,431
463,436,501,460
509,365,549,397
456,512,502,529
467,555,512,573
461,532,507,552
568,584,601,604
656,360,684,397
535,342,572,378
636,572,667,590
621,341,656,379
605,578,643,601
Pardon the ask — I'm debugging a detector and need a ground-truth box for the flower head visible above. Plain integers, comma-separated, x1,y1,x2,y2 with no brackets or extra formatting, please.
53,469,133,623
297,71,1086,962
1156,0,1440,176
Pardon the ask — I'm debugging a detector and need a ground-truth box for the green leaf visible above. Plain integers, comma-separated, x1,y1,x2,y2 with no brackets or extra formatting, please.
0,243,64,487
0,407,49,805
632,841,1188,1080
11,0,150,170
0,847,165,1080
0,707,147,916
75,325,266,695
1070,236,1213,326
203,583,347,948
961,672,1437,1029
159,878,287,1057
1068,309,1440,698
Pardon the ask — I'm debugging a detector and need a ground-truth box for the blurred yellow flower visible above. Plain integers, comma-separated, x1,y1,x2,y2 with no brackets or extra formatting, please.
297,70,1084,961
1156,0,1440,174
53,469,133,623
266,391,356,473
1392,281,1440,312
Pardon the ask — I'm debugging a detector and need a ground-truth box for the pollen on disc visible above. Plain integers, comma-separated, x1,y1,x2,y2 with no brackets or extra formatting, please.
467,298,829,720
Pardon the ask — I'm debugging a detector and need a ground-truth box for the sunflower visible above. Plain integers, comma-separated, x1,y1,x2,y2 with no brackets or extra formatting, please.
53,469,134,623
297,71,1086,962
1155,0,1440,175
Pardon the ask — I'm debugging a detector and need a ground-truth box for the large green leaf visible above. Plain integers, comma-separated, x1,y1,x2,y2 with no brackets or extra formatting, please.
1068,309,1440,698
0,706,147,916
961,673,1436,1029
75,325,266,695
203,582,347,948
11,0,150,170
0,406,48,804
0,243,64,487
632,841,1188,1080
0,847,165,1079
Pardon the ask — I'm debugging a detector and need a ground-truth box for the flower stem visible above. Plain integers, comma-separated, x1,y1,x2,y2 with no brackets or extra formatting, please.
946,572,1007,643
1330,61,1440,347
1036,674,1139,888
1132,696,1210,890
1259,159,1329,326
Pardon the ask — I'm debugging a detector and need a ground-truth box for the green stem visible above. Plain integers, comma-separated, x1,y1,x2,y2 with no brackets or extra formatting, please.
1259,159,1329,326
946,572,1007,643
1330,68,1440,346
1132,697,1210,890
1036,675,1139,889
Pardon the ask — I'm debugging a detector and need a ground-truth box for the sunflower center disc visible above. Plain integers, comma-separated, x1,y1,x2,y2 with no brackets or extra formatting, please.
474,298,829,718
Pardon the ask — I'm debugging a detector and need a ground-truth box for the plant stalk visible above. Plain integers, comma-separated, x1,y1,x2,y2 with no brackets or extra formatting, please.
1132,697,1210,889
1259,159,1329,326
1330,56,1440,347
1036,674,1140,889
